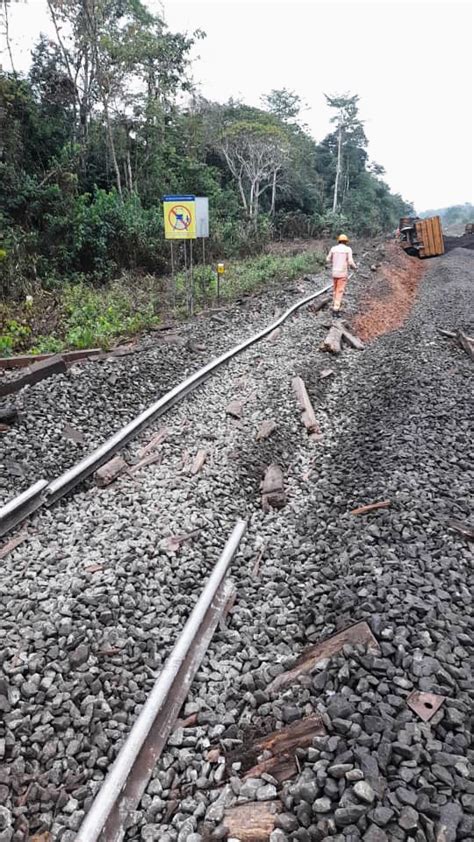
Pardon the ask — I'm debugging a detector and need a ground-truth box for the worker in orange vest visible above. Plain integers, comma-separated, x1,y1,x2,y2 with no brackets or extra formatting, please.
326,234,357,318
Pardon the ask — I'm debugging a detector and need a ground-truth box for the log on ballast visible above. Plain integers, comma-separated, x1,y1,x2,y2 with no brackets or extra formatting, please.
256,419,277,441
0,354,67,398
340,324,365,350
308,294,331,315
267,327,281,342
95,455,128,487
243,715,326,784
457,330,474,360
261,463,286,511
223,802,281,842
292,376,320,437
190,449,207,475
226,399,243,418
321,323,343,354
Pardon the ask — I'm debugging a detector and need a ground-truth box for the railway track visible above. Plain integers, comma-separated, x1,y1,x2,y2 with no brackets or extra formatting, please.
76,520,247,842
1,250,473,841
0,285,330,538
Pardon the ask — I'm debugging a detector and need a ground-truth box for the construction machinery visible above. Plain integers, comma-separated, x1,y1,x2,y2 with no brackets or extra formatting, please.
399,215,444,258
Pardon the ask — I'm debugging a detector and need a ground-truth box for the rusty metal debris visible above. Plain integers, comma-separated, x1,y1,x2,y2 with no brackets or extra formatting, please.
407,690,446,722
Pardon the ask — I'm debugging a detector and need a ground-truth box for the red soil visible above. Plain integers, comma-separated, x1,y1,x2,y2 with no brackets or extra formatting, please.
352,243,426,342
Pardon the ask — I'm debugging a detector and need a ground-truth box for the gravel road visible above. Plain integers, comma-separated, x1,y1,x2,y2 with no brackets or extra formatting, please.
1,247,472,842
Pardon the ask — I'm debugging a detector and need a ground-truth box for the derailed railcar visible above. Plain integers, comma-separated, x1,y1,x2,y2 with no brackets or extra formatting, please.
399,215,445,258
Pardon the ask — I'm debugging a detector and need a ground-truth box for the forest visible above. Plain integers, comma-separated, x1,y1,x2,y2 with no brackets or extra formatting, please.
0,0,413,303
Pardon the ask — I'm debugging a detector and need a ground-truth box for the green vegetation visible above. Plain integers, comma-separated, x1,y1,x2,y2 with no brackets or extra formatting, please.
0,0,412,306
420,203,473,225
0,249,324,354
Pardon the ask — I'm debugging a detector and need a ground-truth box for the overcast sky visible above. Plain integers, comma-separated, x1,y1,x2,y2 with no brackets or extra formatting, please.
4,0,473,211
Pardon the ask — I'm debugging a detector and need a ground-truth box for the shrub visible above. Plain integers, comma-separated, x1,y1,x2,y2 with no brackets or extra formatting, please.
63,282,160,349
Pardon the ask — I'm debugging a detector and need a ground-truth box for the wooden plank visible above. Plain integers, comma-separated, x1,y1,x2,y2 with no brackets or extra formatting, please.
308,295,331,315
445,519,474,541
267,327,282,342
292,376,320,436
0,355,67,398
340,325,365,350
415,221,425,257
130,451,162,474
434,215,445,254
256,419,277,441
244,752,298,784
224,802,281,842
321,323,343,354
427,218,437,257
350,500,390,515
422,219,432,257
254,714,325,756
0,531,28,560
431,216,441,255
137,427,168,459
261,463,286,511
244,715,326,784
0,348,101,370
267,621,380,694
95,455,128,487
226,400,243,418
423,219,432,257
62,423,85,445
457,331,474,360
190,449,207,475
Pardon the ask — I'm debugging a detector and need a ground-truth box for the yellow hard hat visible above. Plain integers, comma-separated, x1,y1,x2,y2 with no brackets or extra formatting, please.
338,234,349,243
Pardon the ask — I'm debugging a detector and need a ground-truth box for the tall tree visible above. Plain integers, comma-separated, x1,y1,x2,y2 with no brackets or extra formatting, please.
261,88,303,123
217,121,289,220
324,93,366,213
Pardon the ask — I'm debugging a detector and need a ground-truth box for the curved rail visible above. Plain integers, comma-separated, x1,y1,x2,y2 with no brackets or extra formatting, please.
0,285,330,537
75,519,247,842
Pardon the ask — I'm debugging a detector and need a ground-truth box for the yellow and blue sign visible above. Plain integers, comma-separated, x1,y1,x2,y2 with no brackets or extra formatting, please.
163,195,196,240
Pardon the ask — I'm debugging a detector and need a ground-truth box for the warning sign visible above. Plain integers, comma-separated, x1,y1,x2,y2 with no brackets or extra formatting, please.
163,195,196,240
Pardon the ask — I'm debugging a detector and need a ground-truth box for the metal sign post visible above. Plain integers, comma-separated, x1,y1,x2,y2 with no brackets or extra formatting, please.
217,262,225,305
189,240,194,316
196,197,209,267
162,195,207,316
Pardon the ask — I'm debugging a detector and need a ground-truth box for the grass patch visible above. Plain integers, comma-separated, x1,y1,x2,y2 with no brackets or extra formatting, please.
0,249,325,354
173,249,325,313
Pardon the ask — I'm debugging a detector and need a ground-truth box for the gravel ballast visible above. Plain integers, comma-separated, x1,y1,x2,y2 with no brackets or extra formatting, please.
0,247,472,841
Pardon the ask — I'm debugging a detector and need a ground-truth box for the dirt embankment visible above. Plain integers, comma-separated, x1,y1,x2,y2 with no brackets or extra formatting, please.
352,242,426,342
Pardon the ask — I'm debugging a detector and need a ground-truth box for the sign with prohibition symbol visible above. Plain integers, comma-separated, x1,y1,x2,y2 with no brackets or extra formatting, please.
163,195,196,240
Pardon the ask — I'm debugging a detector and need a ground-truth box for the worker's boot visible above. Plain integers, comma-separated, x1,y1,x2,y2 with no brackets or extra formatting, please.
332,309,341,319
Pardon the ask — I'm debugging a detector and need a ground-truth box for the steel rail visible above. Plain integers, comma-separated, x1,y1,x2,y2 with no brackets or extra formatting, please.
0,480,48,538
0,285,330,537
75,519,247,842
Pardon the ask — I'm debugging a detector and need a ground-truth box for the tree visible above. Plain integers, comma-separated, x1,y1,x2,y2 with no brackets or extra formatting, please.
43,0,198,193
217,121,289,220
261,88,303,123
324,92,367,213
1,0,16,75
